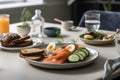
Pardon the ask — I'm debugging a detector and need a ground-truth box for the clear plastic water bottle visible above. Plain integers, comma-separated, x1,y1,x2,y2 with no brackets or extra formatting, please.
31,9,45,37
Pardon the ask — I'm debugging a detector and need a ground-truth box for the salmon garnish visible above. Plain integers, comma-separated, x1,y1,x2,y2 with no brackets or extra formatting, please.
43,48,71,64
55,49,70,60
52,48,63,55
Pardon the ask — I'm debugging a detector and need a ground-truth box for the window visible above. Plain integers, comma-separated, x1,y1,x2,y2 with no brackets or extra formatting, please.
0,0,24,3
0,0,44,9
0,0,44,4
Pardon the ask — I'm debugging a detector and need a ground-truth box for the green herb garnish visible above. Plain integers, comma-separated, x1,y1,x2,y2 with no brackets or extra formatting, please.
19,8,32,28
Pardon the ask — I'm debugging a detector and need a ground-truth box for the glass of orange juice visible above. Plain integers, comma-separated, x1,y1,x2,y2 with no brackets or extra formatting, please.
0,14,10,39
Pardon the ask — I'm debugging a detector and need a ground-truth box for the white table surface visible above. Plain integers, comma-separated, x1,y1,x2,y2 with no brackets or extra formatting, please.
0,22,118,80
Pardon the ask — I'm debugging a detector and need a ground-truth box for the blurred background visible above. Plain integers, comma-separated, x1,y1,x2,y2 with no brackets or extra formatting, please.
1,0,120,26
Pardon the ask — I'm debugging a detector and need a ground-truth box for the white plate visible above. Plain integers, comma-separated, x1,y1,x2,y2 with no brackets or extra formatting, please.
25,47,99,69
0,37,42,50
80,34,114,45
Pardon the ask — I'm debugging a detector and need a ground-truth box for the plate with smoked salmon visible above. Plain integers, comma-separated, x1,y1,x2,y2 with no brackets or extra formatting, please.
20,42,99,69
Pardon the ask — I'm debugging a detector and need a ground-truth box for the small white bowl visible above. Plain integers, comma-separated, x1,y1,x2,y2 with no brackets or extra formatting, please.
17,26,31,37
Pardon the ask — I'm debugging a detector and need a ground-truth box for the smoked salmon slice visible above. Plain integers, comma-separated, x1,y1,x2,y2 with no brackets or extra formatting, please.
55,49,70,60
43,48,71,64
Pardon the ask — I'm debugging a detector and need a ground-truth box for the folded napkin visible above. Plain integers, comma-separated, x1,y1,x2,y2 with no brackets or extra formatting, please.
103,57,120,80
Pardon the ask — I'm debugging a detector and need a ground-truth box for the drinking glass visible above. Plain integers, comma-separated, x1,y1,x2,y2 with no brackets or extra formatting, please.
0,14,10,39
85,13,100,32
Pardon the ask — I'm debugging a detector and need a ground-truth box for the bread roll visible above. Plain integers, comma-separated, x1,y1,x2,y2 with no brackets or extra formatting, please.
1,33,21,47
0,33,33,47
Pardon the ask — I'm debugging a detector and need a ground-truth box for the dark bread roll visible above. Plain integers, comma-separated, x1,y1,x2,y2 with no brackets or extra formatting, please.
1,33,21,47
15,38,33,47
10,36,31,46
0,33,33,47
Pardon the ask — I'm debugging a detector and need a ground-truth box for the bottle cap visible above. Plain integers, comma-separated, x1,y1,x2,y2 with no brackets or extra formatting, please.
35,9,41,14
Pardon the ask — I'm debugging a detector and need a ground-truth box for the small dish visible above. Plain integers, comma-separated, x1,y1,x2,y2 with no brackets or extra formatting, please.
44,27,61,37
0,37,42,50
80,34,114,45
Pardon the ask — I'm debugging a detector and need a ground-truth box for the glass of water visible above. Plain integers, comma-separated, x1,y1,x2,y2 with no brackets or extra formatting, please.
85,13,100,32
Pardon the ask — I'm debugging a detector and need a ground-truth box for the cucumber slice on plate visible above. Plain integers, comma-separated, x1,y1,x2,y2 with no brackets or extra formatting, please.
81,48,89,56
68,54,80,62
75,53,85,61
74,50,79,53
78,51,87,58
74,50,87,58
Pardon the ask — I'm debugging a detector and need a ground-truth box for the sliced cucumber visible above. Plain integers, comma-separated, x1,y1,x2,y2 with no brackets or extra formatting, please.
77,48,82,51
76,53,85,61
81,48,89,56
78,51,87,58
68,48,89,63
74,50,79,53
77,48,89,56
74,49,87,57
68,54,80,62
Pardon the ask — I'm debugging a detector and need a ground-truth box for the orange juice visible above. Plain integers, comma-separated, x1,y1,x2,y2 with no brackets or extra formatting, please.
0,14,9,34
